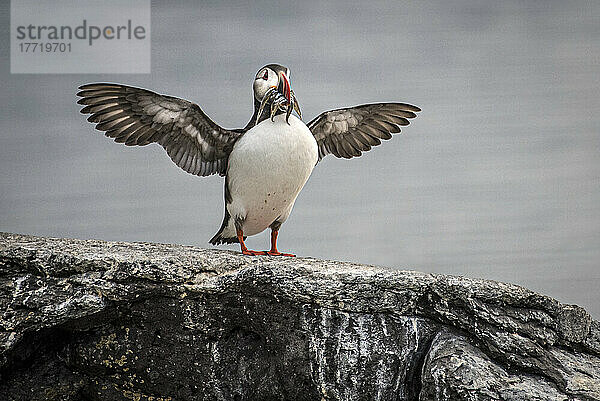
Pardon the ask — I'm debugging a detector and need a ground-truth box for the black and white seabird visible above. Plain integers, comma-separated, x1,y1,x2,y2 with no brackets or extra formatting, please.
77,64,420,256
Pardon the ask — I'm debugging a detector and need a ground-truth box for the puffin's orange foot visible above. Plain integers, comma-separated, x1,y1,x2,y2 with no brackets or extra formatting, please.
266,251,296,257
242,249,267,256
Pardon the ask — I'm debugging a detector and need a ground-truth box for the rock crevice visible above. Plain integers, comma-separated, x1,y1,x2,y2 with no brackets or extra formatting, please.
0,232,599,400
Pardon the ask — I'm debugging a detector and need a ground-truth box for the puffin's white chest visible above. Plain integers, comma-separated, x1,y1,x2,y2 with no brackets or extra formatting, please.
226,114,318,236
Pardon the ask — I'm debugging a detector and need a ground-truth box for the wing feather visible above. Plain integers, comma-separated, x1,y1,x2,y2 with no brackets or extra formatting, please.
307,102,420,162
78,83,243,176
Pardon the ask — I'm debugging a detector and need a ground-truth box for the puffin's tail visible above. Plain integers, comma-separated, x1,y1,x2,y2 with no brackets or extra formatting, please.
209,231,240,245
209,209,242,245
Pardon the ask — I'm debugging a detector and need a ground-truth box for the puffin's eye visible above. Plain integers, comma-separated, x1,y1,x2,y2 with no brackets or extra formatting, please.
262,70,268,80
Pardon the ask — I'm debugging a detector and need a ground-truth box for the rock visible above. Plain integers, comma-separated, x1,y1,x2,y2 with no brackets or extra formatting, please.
0,232,598,401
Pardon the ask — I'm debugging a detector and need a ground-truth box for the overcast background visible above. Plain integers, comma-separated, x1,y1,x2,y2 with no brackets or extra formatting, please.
1,1,599,317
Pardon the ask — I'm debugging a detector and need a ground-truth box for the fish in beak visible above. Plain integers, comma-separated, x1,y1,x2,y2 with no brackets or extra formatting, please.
256,72,302,125
279,72,302,123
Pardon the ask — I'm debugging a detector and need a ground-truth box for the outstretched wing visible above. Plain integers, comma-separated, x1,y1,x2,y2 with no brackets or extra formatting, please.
77,83,243,176
307,103,421,161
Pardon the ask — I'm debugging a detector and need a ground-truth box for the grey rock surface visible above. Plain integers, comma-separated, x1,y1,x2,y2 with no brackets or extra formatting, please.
0,232,598,401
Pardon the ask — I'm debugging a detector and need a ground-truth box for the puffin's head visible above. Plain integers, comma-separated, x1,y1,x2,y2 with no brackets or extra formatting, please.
253,64,301,123
253,64,290,102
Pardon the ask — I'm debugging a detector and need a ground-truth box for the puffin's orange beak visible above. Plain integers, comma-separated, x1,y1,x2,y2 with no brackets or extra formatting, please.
279,72,291,103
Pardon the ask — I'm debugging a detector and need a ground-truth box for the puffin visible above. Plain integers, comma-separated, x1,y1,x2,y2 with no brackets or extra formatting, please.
77,64,420,256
